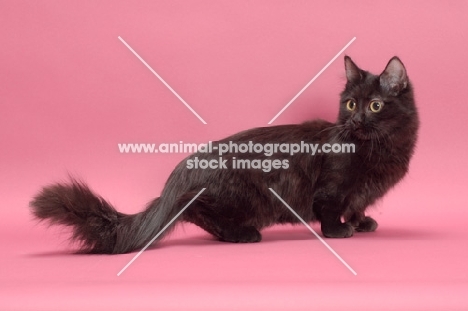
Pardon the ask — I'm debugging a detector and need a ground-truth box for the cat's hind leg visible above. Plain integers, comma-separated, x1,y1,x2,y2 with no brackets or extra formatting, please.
180,193,262,243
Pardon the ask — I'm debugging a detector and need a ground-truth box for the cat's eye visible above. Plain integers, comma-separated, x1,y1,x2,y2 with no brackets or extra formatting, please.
369,100,383,113
346,100,357,111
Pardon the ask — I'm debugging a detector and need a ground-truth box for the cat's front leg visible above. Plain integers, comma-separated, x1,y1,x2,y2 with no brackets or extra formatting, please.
345,211,378,232
319,205,354,238
321,220,354,238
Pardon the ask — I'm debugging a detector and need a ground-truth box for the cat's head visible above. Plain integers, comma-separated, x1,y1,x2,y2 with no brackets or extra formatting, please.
338,56,418,141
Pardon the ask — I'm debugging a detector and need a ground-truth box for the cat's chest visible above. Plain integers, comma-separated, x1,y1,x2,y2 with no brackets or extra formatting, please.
342,151,409,206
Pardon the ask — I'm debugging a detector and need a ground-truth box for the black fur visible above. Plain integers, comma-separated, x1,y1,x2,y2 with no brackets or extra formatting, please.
30,56,419,254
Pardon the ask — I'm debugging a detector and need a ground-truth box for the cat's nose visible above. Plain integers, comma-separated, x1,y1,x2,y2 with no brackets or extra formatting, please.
350,116,363,129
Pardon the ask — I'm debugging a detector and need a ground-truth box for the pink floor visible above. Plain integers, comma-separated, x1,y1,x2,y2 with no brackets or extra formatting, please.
2,186,468,310
2,1,468,310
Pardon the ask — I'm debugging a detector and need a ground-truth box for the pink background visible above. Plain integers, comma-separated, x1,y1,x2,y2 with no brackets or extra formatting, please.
2,1,468,310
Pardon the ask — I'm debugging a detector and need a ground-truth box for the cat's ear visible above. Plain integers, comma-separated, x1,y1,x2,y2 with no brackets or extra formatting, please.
344,56,363,83
380,57,408,96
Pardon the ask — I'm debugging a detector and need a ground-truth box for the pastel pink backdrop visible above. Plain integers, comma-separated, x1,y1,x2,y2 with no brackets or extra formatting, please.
1,1,468,310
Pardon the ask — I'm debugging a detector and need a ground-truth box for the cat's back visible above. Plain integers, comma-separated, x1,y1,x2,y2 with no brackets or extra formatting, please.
219,119,334,144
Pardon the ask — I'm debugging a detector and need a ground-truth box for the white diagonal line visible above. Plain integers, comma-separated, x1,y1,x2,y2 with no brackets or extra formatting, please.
268,188,357,275
117,188,206,276
268,37,356,124
118,36,207,124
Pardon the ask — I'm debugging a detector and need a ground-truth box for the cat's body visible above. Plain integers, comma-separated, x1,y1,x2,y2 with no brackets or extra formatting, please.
30,56,419,254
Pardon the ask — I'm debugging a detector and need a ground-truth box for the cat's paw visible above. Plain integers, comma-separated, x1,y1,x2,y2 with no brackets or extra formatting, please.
321,222,354,238
355,216,378,232
220,226,262,243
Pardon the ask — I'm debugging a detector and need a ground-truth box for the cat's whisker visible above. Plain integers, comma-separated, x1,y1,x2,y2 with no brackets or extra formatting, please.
314,123,346,141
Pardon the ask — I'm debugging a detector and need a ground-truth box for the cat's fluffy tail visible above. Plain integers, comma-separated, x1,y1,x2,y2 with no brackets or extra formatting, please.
29,179,178,254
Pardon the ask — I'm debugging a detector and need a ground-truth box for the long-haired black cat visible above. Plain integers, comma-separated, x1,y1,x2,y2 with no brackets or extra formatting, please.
30,56,419,254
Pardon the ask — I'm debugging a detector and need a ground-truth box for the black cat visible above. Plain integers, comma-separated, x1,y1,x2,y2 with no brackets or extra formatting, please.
30,56,419,254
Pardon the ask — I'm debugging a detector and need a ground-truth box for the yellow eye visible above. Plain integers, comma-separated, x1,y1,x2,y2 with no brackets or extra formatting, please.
369,100,383,113
346,100,357,111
